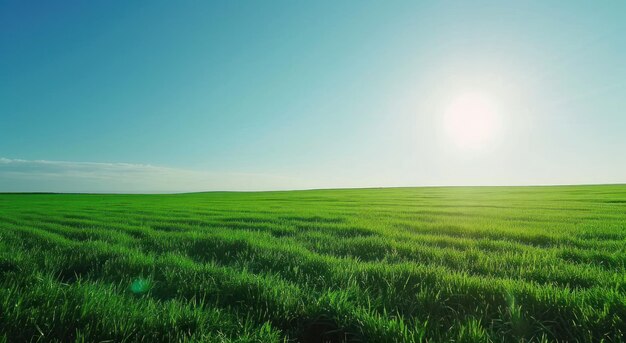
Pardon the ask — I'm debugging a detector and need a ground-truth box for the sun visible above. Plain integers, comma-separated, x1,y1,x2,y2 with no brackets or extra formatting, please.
443,92,500,151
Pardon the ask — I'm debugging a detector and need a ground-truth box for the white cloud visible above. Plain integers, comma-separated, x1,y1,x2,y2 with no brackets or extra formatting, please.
0,157,311,193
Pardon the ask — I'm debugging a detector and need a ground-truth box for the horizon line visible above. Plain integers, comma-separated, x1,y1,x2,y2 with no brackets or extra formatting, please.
1,182,624,196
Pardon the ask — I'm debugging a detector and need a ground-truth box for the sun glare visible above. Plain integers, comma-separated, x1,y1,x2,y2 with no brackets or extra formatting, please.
444,92,500,151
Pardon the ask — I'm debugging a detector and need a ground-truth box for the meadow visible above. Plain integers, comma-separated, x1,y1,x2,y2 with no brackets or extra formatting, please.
0,185,625,342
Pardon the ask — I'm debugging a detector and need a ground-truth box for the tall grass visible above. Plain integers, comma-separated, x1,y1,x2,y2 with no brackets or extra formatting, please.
0,185,625,342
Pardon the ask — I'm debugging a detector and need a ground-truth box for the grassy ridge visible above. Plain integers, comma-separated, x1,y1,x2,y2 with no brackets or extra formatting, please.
0,185,625,342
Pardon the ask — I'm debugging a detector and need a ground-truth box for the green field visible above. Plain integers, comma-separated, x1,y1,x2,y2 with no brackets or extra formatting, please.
1,185,625,342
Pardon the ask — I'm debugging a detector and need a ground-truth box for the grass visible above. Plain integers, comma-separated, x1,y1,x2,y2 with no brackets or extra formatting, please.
0,185,625,342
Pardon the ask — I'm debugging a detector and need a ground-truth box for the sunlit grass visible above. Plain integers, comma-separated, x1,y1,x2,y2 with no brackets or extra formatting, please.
0,185,625,342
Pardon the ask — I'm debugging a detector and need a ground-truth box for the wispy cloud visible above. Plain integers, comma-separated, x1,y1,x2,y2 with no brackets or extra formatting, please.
0,157,309,193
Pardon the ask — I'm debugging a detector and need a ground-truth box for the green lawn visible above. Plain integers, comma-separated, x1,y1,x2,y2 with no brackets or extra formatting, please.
1,185,625,342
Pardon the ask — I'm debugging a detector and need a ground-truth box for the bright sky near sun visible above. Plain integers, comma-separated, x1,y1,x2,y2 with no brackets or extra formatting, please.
1,1,625,192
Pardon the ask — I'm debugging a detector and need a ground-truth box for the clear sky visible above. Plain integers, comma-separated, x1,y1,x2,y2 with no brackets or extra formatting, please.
1,1,625,192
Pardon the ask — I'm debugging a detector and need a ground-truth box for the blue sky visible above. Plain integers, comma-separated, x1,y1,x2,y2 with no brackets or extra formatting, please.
1,1,625,192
